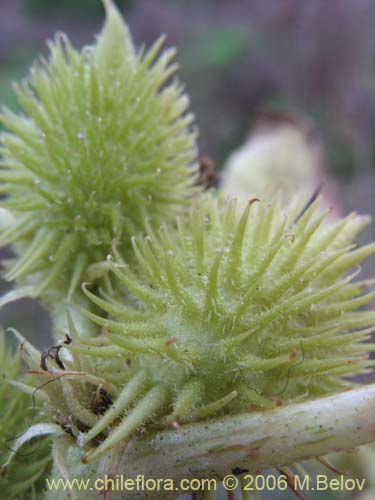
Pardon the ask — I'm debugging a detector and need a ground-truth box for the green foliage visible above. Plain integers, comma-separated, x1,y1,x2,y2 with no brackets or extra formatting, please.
26,194,374,463
25,0,130,18
187,28,248,70
0,334,51,499
0,0,198,302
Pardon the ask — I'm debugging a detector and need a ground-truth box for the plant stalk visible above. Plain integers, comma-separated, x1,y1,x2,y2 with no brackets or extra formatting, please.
47,385,374,499
100,385,374,492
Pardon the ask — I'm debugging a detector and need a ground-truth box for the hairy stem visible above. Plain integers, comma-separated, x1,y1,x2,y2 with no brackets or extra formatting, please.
97,385,374,498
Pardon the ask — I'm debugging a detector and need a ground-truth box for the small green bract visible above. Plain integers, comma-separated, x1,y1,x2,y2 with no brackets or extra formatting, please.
0,0,198,301
27,194,374,463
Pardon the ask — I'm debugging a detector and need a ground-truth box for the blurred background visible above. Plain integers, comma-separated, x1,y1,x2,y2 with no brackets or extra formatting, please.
0,2,373,498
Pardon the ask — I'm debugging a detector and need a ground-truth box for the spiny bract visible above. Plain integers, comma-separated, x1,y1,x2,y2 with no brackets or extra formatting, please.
0,0,198,301
27,195,374,463
0,334,51,499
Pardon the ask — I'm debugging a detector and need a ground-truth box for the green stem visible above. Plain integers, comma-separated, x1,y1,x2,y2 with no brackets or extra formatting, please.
48,385,374,499
102,385,374,497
